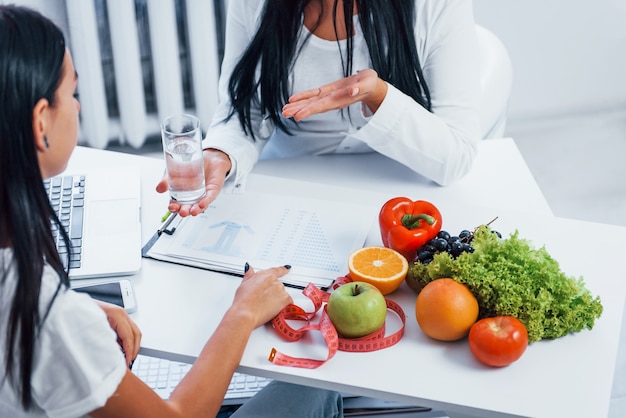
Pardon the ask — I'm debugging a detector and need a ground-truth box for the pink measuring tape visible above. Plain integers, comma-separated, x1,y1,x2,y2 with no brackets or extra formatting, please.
269,276,407,369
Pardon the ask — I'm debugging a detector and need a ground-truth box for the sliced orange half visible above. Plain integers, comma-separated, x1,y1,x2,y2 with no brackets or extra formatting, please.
348,246,409,295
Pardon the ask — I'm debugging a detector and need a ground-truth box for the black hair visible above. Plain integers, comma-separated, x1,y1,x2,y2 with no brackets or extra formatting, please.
227,0,431,139
0,5,70,409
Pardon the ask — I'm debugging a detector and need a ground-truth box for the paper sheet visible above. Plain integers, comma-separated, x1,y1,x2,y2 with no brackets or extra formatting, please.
144,191,378,288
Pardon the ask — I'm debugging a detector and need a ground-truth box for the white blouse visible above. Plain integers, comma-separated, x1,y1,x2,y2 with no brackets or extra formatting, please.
203,0,481,188
0,249,126,418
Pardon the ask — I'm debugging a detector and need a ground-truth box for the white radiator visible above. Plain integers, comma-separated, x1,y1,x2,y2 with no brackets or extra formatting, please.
65,0,222,149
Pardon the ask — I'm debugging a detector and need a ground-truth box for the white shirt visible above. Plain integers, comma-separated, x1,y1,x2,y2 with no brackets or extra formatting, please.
0,249,126,418
203,0,481,188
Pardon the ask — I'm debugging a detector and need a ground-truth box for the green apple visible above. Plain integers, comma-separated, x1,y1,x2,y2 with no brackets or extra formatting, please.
326,281,387,338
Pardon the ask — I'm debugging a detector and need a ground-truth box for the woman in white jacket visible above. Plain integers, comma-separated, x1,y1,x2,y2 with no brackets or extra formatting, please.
158,0,481,218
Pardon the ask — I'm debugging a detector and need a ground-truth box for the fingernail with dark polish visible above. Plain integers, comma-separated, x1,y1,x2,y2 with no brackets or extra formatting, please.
244,262,250,273
284,264,292,269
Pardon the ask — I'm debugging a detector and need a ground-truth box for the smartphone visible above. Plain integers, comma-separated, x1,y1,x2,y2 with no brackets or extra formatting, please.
73,280,137,313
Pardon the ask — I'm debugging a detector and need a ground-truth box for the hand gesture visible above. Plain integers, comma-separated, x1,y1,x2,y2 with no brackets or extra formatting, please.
282,68,387,121
96,301,142,367
156,148,232,217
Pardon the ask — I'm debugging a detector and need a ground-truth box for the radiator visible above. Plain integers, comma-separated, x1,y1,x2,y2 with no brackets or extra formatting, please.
65,0,223,149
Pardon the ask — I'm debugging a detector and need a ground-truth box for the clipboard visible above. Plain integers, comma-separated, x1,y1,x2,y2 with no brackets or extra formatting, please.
142,191,378,289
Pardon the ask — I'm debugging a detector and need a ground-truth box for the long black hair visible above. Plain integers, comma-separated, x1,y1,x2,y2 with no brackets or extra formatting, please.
228,0,431,138
0,5,70,409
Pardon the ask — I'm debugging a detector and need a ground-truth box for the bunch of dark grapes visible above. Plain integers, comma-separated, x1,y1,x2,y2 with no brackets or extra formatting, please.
415,228,501,265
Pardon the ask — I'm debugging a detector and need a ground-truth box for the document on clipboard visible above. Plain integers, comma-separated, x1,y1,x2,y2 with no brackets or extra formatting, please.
142,191,378,289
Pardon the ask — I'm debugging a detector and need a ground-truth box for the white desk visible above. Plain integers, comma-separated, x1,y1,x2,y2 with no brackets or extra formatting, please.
251,137,553,217
65,139,625,418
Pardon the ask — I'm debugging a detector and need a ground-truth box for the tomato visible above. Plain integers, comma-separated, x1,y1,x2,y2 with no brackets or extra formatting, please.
468,316,528,367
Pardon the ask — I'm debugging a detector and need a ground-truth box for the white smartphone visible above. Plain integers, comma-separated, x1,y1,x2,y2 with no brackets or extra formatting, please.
72,280,137,313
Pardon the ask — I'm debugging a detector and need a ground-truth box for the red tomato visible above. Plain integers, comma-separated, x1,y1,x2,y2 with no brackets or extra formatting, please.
468,316,528,367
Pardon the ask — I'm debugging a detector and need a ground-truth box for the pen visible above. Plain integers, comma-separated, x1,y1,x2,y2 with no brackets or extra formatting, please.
343,407,431,416
161,210,171,222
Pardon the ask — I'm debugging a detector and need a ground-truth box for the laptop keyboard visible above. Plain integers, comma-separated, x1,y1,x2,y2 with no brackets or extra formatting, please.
132,354,272,405
44,174,85,269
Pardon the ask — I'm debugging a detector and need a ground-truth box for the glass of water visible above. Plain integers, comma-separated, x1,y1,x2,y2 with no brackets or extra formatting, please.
161,114,206,204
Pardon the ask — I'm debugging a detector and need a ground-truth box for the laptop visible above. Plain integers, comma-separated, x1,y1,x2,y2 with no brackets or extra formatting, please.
45,166,142,279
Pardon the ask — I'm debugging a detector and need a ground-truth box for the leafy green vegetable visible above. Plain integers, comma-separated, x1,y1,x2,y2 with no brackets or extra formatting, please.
407,225,603,342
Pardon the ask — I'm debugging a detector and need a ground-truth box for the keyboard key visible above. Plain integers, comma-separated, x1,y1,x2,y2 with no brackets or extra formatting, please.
70,206,83,239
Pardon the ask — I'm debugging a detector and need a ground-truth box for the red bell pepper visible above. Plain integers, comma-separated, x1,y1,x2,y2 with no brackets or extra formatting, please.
379,197,442,262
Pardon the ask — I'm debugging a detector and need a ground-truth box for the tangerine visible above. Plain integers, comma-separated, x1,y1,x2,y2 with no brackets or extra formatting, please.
415,278,479,341
347,247,408,295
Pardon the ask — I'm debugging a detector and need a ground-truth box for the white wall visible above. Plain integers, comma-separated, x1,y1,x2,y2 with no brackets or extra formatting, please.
473,0,626,125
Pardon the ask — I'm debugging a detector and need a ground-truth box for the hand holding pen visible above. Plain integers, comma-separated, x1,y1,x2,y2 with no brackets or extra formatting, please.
233,263,293,328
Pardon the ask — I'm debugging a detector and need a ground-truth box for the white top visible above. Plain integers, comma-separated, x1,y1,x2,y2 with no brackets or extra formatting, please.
203,0,481,189
0,249,126,418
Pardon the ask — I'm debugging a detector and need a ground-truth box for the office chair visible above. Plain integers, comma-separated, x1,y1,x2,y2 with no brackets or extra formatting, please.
475,24,513,139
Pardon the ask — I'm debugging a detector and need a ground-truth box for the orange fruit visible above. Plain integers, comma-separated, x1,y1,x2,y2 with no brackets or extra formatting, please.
415,278,479,341
348,247,408,295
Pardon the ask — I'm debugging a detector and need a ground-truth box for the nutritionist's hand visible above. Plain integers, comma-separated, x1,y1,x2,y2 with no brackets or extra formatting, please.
156,148,232,217
282,68,388,121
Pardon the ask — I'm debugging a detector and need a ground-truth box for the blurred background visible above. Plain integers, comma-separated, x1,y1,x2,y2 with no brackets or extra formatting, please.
4,0,626,227
473,0,626,228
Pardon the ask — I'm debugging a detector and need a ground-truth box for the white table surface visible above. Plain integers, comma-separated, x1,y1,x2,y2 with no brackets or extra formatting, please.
64,139,625,418
251,137,553,217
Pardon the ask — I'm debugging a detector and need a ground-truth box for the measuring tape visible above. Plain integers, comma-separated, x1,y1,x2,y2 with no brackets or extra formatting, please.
269,277,407,369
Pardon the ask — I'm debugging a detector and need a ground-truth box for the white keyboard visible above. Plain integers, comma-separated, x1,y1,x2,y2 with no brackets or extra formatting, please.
132,354,272,405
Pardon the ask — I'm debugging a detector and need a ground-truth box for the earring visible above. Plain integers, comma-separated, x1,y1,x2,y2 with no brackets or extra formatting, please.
44,136,49,149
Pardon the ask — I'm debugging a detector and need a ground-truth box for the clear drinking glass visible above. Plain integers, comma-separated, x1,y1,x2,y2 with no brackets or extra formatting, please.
161,114,206,204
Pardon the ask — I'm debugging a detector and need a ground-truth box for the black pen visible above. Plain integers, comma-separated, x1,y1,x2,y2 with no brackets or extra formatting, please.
343,407,431,416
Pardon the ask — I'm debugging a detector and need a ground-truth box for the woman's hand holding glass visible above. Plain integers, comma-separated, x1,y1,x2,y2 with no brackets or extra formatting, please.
282,68,388,121
156,148,232,217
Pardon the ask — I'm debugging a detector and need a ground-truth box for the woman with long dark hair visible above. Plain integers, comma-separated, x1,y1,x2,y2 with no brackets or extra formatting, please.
0,5,342,417
159,0,481,217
